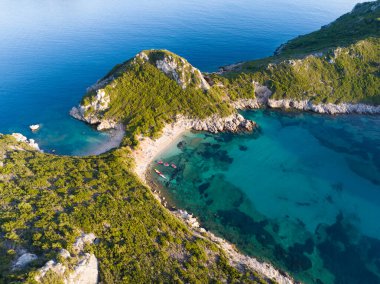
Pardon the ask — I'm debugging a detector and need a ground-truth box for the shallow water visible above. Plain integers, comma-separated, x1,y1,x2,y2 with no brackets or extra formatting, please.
151,110,380,284
0,0,359,154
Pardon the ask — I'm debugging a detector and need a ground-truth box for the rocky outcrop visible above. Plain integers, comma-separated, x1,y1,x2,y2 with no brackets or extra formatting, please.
70,89,117,131
12,252,38,270
231,82,273,110
65,253,98,284
36,233,98,284
137,50,210,90
11,133,40,151
173,207,294,284
205,231,294,284
191,113,256,133
267,99,380,114
174,210,200,228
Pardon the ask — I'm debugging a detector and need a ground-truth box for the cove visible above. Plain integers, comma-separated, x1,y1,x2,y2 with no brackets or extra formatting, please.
150,110,380,284
0,0,359,155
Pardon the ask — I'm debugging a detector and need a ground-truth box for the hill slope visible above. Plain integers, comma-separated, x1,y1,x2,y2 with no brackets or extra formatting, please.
0,134,280,283
220,1,380,107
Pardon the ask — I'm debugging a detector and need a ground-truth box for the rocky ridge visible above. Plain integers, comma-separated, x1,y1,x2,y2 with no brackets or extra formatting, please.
70,89,117,131
136,50,210,90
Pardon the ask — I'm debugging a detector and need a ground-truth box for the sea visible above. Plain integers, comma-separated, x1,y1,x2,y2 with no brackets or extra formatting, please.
2,1,379,283
151,110,380,283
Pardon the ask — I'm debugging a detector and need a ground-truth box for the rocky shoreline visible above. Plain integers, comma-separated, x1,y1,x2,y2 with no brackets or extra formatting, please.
267,99,380,114
229,81,380,115
145,172,295,284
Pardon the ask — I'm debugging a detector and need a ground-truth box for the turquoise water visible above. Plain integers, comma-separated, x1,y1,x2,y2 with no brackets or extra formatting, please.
151,110,380,284
0,0,359,154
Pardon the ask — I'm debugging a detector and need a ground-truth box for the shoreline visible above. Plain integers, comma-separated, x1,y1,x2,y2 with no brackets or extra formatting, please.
131,118,194,182
131,117,295,284
82,124,125,156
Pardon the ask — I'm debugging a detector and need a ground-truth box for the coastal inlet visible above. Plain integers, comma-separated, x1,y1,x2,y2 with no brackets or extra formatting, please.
149,110,380,284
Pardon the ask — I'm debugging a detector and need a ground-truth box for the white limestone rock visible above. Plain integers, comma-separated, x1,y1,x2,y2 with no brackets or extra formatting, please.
36,233,98,284
70,89,117,130
11,133,41,151
267,99,380,114
13,252,38,269
191,113,256,133
155,53,210,90
65,253,98,284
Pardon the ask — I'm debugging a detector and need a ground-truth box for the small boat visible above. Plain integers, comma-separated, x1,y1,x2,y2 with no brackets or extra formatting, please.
157,160,163,164
164,162,169,167
29,124,40,131
154,168,167,179
171,163,177,169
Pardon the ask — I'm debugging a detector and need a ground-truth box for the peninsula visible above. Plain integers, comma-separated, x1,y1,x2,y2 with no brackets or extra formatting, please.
0,1,379,283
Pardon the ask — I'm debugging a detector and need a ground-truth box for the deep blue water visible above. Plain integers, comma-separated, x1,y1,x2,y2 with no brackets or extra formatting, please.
0,0,360,154
151,110,380,284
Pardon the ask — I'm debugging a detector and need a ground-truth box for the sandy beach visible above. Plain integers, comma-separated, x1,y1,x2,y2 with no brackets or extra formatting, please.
131,118,194,182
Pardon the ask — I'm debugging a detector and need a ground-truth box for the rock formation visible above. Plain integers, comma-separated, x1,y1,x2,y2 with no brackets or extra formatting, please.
267,99,380,114
36,233,98,284
191,113,256,133
11,133,40,151
137,50,210,90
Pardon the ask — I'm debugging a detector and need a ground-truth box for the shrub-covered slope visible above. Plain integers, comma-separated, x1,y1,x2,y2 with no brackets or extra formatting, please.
276,0,380,56
0,135,269,283
222,1,380,106
250,38,380,105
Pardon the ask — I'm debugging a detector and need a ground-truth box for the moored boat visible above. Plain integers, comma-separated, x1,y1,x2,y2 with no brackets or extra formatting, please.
154,168,167,179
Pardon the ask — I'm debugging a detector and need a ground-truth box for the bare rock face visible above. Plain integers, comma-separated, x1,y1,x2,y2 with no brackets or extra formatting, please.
36,233,98,284
267,99,380,114
136,50,210,91
69,89,117,131
191,113,256,133
11,133,41,151
65,253,98,284
231,82,273,110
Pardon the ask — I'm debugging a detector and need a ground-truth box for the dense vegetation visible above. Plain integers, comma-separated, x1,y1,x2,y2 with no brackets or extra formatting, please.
82,51,237,146
245,38,380,104
276,0,380,56
222,1,380,105
1,2,379,283
0,135,268,283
